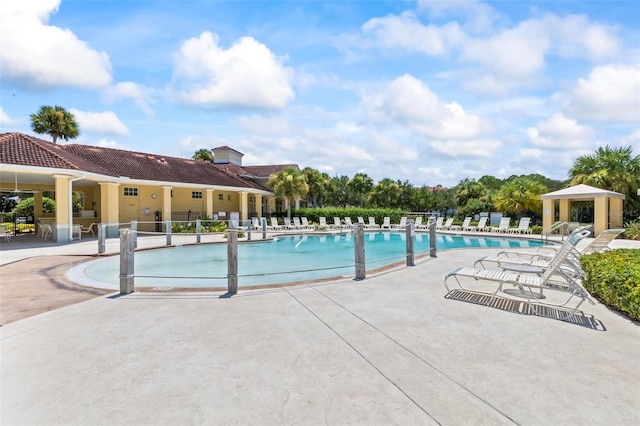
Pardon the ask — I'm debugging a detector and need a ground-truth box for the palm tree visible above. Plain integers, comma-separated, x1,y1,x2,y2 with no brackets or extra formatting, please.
569,145,640,220
30,105,80,144
267,167,309,218
569,145,639,194
302,167,330,208
347,173,374,207
325,175,349,207
192,149,214,162
368,178,400,208
493,176,547,217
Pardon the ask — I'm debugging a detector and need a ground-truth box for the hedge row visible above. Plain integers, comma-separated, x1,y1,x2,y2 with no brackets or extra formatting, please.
580,249,640,321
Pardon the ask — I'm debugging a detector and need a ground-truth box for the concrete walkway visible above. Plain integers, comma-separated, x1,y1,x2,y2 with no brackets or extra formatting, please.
1,234,639,425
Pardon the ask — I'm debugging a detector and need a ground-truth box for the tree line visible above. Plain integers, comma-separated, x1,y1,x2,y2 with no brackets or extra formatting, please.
262,146,640,223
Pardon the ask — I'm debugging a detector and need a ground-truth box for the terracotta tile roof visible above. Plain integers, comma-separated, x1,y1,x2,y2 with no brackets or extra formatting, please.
0,132,115,176
62,144,263,189
1,133,288,192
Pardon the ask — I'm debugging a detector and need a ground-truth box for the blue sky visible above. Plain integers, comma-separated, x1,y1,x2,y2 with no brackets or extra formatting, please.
1,0,639,187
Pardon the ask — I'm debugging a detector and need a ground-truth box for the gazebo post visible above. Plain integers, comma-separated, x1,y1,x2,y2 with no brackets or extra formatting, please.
609,197,623,229
594,196,608,235
542,199,554,231
559,199,570,224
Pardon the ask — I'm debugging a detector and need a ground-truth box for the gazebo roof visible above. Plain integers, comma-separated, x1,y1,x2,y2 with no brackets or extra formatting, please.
541,184,625,200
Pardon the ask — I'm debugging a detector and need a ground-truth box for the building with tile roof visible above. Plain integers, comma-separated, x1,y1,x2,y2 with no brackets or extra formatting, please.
0,133,296,242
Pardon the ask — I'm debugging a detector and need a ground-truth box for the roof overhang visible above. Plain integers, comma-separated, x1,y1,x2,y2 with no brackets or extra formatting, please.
540,184,626,200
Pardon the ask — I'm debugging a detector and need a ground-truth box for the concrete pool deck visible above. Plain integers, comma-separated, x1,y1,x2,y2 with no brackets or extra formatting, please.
1,233,639,424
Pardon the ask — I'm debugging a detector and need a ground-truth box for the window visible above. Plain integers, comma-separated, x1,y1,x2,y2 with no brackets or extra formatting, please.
123,187,138,197
227,195,231,201
218,194,224,200
192,191,203,199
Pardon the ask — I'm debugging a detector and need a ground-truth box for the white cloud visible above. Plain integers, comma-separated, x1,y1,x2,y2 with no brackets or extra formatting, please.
618,129,640,145
361,11,464,56
96,139,119,148
429,139,502,158
460,20,550,81
362,74,483,139
0,107,19,126
456,11,620,95
561,64,640,122
370,132,418,162
527,113,593,149
0,0,112,89
70,109,129,136
170,31,295,108
104,82,155,116
234,116,291,136
548,14,620,61
417,0,502,34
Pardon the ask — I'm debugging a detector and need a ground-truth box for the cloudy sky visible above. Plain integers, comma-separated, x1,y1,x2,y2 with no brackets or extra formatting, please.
1,0,638,187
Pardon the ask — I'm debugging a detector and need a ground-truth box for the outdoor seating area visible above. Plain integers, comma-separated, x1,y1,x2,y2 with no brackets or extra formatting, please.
238,216,539,235
444,227,597,318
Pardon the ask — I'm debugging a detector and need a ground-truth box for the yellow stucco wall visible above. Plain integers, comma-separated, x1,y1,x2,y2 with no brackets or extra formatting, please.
609,198,623,229
593,196,608,235
542,198,554,230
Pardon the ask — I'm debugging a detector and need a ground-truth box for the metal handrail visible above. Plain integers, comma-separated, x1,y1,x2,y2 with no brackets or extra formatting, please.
541,221,568,242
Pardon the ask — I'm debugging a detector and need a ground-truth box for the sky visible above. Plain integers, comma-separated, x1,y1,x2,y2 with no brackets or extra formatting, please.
1,0,639,187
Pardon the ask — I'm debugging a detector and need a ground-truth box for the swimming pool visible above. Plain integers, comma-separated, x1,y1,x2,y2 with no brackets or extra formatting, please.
77,232,547,289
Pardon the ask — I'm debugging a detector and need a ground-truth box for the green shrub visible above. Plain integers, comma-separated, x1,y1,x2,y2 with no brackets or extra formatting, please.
624,219,640,240
13,196,56,216
171,220,227,233
530,225,543,235
580,249,640,321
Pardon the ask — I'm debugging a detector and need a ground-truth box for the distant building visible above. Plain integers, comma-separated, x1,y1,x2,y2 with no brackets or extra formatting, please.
0,133,297,242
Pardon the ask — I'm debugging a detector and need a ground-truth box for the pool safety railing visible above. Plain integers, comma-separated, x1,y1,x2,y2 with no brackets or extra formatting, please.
541,221,569,242
118,220,438,295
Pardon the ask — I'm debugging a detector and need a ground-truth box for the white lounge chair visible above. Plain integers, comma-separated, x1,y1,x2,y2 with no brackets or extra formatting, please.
477,227,624,270
508,217,532,234
450,217,471,231
414,216,428,230
465,217,488,232
318,217,328,229
301,217,314,230
381,217,392,230
286,217,299,230
444,229,594,318
392,217,407,230
268,217,282,230
433,217,444,229
344,217,354,228
491,217,511,233
357,217,366,226
438,218,454,230
329,217,343,230
366,217,380,229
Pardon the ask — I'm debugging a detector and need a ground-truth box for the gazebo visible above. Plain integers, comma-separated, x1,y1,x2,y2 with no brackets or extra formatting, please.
541,184,625,235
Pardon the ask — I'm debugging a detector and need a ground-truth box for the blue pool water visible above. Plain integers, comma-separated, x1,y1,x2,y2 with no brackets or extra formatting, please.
83,232,546,288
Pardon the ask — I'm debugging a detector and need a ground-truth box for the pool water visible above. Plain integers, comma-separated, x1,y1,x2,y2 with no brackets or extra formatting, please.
82,232,546,288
